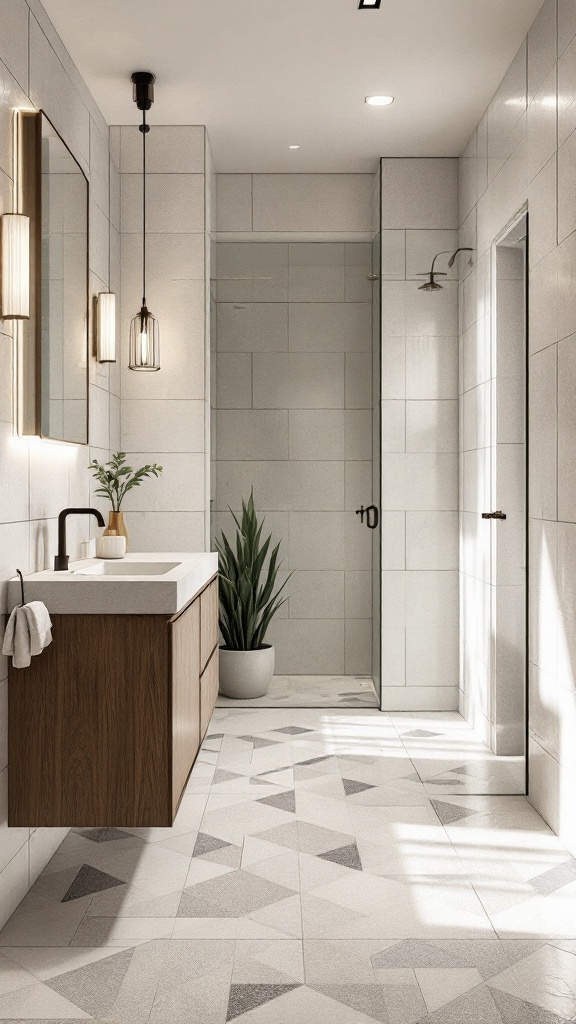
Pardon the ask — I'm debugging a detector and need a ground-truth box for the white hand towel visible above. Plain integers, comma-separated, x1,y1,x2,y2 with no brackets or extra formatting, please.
2,602,52,669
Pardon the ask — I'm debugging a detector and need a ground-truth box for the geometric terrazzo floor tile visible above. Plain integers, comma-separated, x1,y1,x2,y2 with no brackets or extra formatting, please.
295,756,332,767
429,940,512,980
430,799,480,824
415,968,485,1014
426,778,465,787
311,983,388,1022
528,858,576,896
253,821,355,856
273,727,315,735
177,870,296,918
257,790,296,813
402,730,444,738
61,864,125,902
193,833,232,858
75,827,137,843
418,982,504,1023
490,987,569,1024
45,947,135,1016
239,736,282,749
213,769,246,785
372,939,471,971
317,843,363,871
342,779,376,796
226,983,301,1021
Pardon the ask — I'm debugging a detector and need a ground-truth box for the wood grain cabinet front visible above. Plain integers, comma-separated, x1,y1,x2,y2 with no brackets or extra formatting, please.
200,648,219,741
200,577,219,671
8,575,218,828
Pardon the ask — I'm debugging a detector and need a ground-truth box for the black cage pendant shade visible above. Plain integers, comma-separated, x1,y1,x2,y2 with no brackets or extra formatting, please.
129,71,160,371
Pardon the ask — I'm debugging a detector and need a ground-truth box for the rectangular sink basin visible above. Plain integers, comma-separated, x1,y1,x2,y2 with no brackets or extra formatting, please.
75,561,181,577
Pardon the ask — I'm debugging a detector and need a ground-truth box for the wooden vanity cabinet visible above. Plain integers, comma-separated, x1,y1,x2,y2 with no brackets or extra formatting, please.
9,576,219,829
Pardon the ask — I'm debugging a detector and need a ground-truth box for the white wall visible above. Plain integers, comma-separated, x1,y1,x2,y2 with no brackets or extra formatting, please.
380,159,460,711
459,0,576,852
213,173,374,676
115,125,211,552
0,0,117,926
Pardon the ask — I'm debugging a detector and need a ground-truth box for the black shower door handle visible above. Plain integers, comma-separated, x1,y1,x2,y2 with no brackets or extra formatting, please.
365,505,379,530
356,505,379,529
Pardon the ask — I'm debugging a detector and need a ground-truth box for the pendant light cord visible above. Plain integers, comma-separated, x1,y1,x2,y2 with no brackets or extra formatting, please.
141,110,147,308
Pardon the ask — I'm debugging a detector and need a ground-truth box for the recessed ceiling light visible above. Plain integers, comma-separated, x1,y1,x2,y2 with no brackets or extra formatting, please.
358,0,381,8
289,145,300,150
365,95,394,106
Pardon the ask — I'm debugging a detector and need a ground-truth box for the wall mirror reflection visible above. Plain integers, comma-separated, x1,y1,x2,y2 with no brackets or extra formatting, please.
18,110,89,444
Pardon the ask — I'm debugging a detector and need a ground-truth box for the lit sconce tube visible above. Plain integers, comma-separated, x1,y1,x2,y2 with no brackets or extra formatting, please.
1,213,30,320
97,292,116,362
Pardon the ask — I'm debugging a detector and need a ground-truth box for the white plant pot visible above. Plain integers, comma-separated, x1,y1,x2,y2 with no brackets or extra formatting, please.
219,645,275,699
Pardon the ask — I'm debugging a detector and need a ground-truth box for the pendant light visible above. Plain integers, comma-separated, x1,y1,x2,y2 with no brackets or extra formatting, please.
129,71,160,371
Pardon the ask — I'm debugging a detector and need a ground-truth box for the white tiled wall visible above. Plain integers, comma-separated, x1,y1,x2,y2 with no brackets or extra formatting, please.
379,159,460,711
0,0,117,926
459,0,576,853
115,125,211,552
213,174,374,675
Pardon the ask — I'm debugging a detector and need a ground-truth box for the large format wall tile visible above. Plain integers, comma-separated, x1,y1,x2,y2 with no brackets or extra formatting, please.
253,353,345,409
119,125,205,174
381,159,459,230
252,174,373,232
216,174,253,230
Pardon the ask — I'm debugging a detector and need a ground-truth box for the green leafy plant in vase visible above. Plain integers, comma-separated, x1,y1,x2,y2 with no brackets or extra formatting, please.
88,452,163,550
215,490,291,699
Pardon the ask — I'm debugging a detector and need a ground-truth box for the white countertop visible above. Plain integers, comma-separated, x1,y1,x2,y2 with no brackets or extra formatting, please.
8,552,218,616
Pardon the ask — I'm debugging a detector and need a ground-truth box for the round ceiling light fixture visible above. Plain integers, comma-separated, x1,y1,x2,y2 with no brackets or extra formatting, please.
365,95,394,106
289,145,300,150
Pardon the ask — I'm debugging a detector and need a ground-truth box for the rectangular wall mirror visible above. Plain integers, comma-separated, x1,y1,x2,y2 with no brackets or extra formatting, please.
17,110,89,444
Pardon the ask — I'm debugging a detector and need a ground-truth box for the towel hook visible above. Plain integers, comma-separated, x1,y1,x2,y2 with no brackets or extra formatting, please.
16,569,25,607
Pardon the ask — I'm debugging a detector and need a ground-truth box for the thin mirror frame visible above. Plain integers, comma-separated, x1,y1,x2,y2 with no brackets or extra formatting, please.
16,109,89,445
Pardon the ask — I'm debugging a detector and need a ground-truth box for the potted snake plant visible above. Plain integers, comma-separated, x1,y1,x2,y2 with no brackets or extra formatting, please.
215,492,290,699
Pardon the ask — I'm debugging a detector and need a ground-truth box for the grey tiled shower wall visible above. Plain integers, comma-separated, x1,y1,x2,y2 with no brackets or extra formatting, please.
212,174,375,675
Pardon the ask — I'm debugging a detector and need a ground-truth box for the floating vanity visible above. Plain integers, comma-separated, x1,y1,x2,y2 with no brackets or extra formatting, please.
8,553,219,828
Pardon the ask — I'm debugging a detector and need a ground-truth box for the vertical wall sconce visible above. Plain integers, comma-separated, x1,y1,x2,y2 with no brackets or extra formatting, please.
97,292,116,362
128,70,160,371
1,213,30,320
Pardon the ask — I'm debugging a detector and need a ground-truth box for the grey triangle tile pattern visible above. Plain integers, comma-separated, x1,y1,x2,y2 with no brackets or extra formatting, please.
430,799,480,824
402,729,444,738
529,858,576,896
0,707,569,1024
177,870,297,918
193,833,232,857
75,827,137,843
342,778,376,796
257,789,296,813
313,984,389,1021
61,864,125,902
226,983,301,1021
45,947,135,1016
490,988,569,1023
318,842,363,871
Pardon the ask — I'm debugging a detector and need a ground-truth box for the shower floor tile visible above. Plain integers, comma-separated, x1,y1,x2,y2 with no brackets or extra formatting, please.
216,675,379,708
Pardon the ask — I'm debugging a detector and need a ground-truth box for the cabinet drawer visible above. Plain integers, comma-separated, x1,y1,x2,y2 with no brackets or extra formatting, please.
200,577,219,671
172,598,201,817
200,648,219,740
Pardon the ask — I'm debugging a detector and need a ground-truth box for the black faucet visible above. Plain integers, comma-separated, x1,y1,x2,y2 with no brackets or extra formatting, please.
54,508,105,571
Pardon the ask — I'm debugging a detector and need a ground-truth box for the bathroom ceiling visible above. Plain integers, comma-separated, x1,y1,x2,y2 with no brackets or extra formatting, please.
42,0,544,172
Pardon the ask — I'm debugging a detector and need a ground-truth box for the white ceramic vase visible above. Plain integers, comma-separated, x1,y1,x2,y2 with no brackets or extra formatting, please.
219,645,275,699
